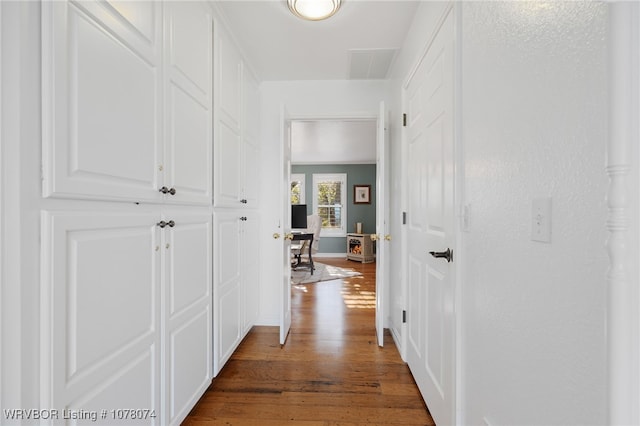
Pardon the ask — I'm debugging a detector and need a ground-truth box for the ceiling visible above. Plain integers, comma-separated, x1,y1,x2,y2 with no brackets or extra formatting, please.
214,1,421,81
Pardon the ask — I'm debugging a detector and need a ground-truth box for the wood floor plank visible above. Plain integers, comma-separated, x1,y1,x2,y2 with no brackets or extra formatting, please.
183,258,433,425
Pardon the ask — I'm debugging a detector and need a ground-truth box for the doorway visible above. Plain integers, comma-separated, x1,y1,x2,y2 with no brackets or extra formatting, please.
287,117,382,340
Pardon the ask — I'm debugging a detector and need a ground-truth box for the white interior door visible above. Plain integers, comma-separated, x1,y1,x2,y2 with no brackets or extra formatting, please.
279,105,292,345
405,8,456,426
375,101,389,347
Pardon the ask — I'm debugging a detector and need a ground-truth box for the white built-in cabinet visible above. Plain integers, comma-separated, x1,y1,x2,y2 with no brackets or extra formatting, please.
41,211,212,425
40,1,214,424
42,0,212,205
211,23,261,376
212,211,259,376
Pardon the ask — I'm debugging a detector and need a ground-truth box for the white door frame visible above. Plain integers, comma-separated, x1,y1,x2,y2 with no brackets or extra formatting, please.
607,3,640,425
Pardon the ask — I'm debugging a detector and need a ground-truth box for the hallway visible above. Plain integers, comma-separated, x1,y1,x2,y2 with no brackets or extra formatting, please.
183,258,433,425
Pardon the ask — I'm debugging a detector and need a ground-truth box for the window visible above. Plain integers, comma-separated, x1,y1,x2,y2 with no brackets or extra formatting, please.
291,173,305,204
312,173,347,237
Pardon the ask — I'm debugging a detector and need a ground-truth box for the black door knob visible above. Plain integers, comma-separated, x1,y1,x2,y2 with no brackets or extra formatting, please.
429,248,453,263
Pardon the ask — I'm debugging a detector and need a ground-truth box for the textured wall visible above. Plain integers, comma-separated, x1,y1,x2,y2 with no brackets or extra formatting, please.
461,2,608,424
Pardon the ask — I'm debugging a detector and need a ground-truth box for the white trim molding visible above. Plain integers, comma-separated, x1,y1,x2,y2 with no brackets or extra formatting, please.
607,3,640,425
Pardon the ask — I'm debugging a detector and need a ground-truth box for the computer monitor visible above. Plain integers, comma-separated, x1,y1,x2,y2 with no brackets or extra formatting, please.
291,204,308,230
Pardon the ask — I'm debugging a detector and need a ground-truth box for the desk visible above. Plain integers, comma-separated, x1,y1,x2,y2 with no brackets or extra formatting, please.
291,233,314,274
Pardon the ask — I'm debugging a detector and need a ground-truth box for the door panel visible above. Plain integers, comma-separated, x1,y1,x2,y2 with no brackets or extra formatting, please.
213,212,242,375
404,7,456,426
41,211,161,423
42,1,163,202
166,83,211,203
163,212,212,424
242,215,260,333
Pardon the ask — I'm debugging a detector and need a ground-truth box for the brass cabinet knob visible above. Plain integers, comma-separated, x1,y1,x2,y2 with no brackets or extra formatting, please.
384,234,392,241
370,234,379,241
273,233,281,239
284,233,294,240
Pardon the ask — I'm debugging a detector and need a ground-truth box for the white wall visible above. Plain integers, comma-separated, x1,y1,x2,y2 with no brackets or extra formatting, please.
257,80,388,325
460,2,608,424
291,120,377,165
386,1,610,424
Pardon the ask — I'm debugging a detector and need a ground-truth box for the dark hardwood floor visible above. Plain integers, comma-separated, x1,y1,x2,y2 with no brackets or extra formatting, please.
183,257,434,425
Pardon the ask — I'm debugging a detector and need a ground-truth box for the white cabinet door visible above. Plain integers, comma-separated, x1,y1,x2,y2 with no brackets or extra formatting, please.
163,2,212,205
212,211,242,376
241,214,260,333
214,27,246,208
42,1,164,203
43,1,213,205
41,211,161,424
162,211,212,425
242,69,261,207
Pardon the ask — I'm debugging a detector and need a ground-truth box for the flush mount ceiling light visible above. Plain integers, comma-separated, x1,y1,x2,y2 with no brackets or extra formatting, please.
287,0,342,21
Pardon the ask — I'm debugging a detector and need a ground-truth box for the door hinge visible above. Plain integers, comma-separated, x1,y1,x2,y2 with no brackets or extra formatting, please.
402,310,407,323
402,113,407,127
402,212,407,225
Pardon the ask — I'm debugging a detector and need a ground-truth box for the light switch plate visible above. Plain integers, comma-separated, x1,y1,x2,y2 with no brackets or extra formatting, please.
532,197,552,243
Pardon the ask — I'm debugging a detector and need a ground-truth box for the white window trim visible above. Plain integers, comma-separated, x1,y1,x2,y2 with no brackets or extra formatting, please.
291,173,306,204
312,173,347,237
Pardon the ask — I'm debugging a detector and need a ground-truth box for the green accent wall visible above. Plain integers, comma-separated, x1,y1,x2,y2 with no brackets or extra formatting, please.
292,164,376,254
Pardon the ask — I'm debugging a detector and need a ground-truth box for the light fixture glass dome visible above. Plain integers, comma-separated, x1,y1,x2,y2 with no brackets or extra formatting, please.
288,0,342,21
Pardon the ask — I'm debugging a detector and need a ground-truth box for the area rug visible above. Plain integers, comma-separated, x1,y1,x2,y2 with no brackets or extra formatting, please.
291,262,362,285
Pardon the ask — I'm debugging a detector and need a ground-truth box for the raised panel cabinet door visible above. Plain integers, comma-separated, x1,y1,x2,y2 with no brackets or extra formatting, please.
41,211,161,424
163,2,213,205
42,1,164,203
241,69,261,207
241,215,260,333
212,211,242,376
162,212,212,425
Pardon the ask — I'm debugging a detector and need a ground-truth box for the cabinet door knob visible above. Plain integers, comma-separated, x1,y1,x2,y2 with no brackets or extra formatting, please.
157,221,167,228
384,234,392,241
284,233,294,240
273,233,281,239
240,199,247,204
159,187,169,194
168,187,176,195
240,217,247,221
370,234,379,241
167,220,175,227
